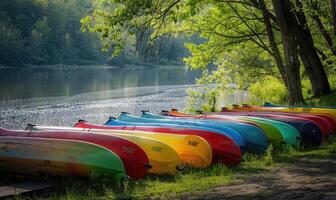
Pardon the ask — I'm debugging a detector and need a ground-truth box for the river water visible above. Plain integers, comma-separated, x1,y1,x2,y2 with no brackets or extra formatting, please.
0,66,202,129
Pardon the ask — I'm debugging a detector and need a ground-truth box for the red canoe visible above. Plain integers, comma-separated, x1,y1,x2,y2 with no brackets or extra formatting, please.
214,112,329,138
0,127,150,180
218,109,335,136
74,120,242,166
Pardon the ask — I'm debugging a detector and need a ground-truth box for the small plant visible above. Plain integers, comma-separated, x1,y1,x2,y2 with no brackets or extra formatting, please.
283,145,298,157
264,145,273,166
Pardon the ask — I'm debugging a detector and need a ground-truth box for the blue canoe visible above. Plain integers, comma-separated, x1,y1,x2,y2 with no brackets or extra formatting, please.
141,112,269,154
115,112,247,151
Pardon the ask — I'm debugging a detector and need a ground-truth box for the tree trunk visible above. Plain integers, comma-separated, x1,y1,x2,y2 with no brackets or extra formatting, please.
271,0,305,105
258,0,287,86
282,32,304,105
293,0,331,96
331,0,336,36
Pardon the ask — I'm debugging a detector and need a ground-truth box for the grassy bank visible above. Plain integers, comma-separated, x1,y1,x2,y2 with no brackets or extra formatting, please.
247,74,336,106
7,139,334,200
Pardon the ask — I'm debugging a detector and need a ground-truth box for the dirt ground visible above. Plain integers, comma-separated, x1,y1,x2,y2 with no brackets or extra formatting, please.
182,154,336,200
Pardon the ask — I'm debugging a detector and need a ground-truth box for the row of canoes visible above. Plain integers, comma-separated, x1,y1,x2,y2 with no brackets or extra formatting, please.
0,103,335,182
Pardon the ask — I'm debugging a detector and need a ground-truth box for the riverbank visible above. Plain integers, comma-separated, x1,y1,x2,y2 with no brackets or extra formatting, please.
2,140,334,199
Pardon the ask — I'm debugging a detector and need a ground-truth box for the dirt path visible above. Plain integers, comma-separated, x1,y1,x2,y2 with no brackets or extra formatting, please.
183,154,336,200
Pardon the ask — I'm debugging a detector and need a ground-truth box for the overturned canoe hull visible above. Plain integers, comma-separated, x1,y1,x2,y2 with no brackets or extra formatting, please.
141,112,269,154
33,126,182,175
0,136,126,181
117,113,246,151
0,127,149,180
77,120,242,166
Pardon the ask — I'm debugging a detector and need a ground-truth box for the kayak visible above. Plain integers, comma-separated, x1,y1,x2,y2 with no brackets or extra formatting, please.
251,112,333,136
0,136,126,181
167,110,285,149
33,126,182,175
263,102,336,109
167,110,300,147
117,112,246,151
258,112,335,135
221,107,336,135
233,104,336,121
99,119,242,165
141,112,269,154
73,121,213,168
216,112,323,146
235,116,301,147
0,127,149,180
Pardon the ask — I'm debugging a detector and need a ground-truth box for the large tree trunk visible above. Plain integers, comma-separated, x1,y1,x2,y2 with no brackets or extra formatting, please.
282,32,304,105
331,0,336,36
293,0,331,96
271,0,305,105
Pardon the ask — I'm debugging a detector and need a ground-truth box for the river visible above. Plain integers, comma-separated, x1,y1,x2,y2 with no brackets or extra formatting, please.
0,65,201,129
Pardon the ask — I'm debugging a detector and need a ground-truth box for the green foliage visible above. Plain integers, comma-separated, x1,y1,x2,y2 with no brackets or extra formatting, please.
185,86,218,113
248,76,287,105
0,0,109,67
82,0,336,107
0,12,25,66
246,73,336,107
0,0,190,67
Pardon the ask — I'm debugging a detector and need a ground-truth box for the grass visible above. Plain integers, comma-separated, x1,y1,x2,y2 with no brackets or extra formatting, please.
47,165,234,200
247,74,336,106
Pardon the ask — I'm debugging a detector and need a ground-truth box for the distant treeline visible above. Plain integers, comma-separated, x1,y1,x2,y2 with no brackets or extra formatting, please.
0,0,189,67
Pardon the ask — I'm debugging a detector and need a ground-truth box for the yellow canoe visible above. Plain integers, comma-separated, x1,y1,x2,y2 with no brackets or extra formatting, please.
37,126,212,168
118,131,212,168
34,126,182,174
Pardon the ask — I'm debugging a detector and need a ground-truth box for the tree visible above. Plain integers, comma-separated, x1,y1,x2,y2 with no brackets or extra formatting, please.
81,0,332,105
0,12,25,66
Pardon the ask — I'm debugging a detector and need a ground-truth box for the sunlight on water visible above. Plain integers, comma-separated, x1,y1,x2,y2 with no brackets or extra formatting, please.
0,85,198,129
0,65,200,100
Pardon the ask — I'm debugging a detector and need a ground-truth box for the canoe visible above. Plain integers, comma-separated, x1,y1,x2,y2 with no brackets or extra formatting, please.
99,119,242,165
233,104,336,121
168,110,285,149
253,112,335,135
216,112,323,146
71,125,213,168
0,135,126,181
0,127,149,180
73,121,212,168
33,126,182,175
141,112,269,154
167,110,300,147
236,116,301,147
263,102,336,109
117,113,246,151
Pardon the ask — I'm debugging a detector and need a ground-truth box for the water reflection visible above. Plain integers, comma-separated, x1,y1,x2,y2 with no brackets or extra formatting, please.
0,66,200,100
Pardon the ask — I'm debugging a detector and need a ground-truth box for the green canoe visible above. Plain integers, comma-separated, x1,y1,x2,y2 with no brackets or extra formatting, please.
0,136,127,181
233,116,285,148
241,117,301,147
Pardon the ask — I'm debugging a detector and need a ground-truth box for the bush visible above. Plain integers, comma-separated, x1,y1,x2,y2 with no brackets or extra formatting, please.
247,76,287,105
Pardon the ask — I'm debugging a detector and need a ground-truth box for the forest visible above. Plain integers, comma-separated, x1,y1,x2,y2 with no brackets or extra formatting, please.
0,0,188,67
